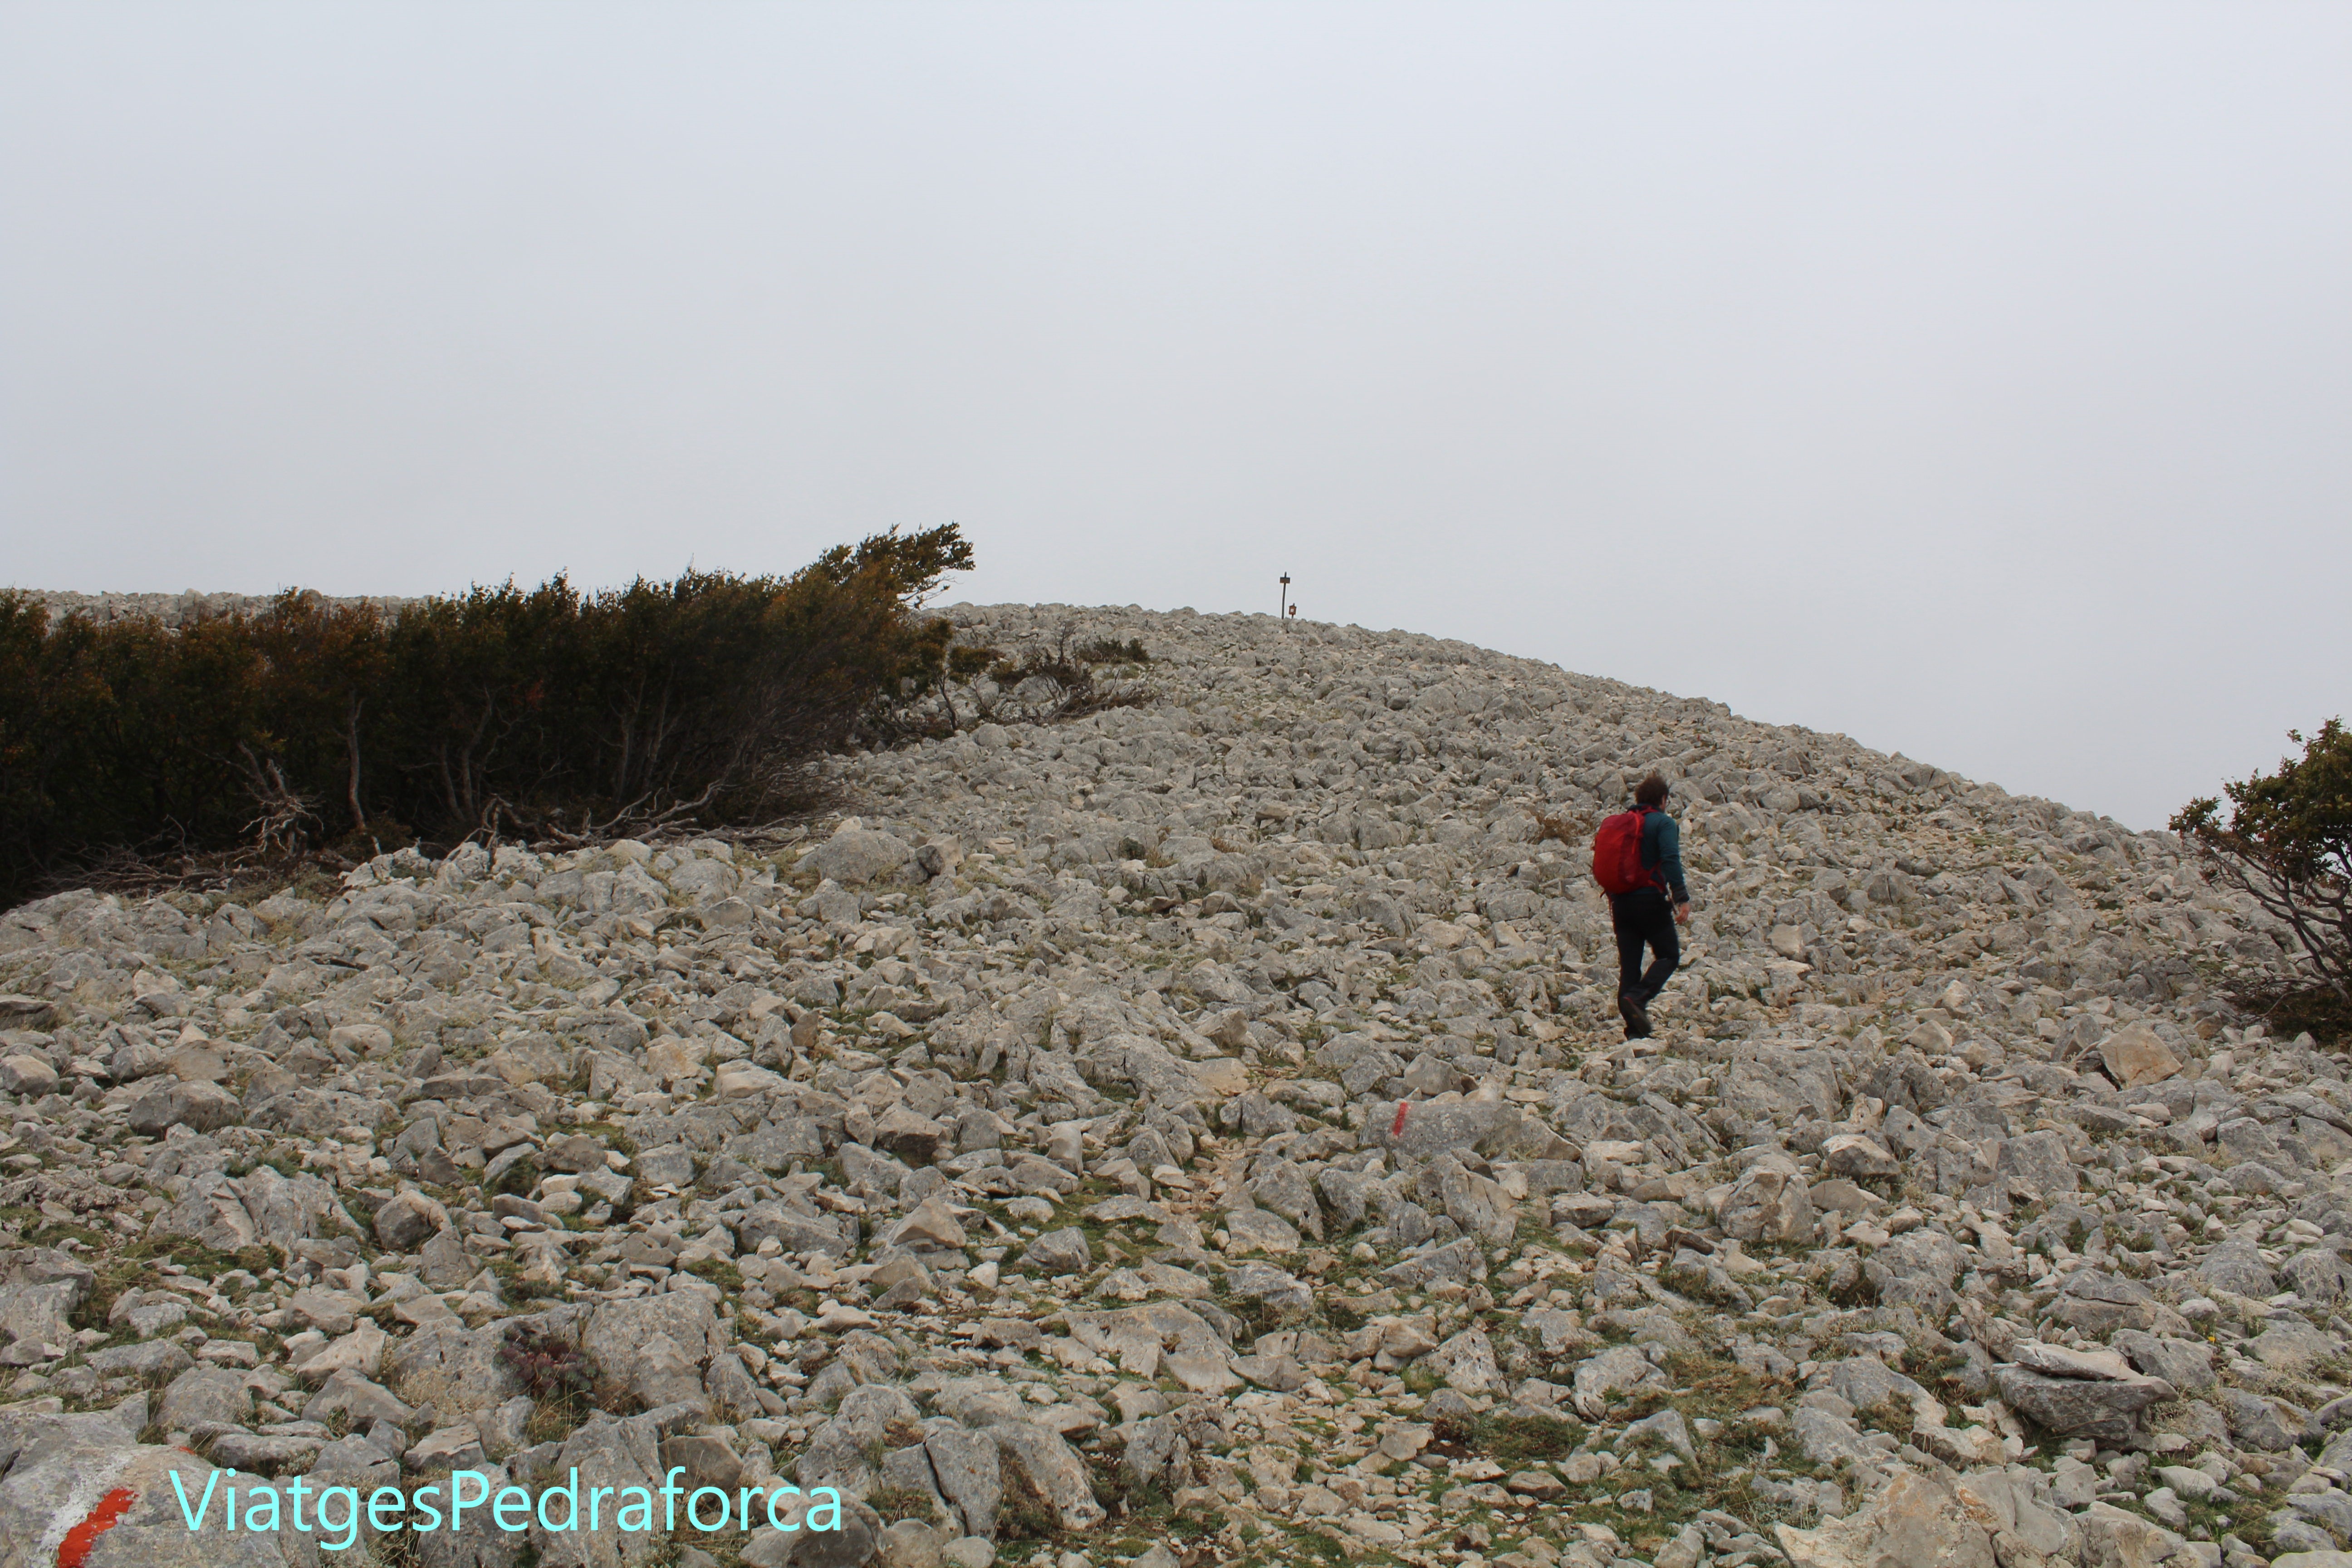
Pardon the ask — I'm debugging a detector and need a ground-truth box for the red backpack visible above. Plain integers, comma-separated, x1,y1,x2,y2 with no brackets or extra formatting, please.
1591,807,1656,896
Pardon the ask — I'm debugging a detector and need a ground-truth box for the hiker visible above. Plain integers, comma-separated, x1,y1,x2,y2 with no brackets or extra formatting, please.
1591,771,1691,1038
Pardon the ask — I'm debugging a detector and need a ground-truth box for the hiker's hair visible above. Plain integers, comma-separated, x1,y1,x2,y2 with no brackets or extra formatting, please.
1635,773,1671,807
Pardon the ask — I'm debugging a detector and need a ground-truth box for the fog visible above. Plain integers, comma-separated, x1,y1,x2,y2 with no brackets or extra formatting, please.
5,3,2348,828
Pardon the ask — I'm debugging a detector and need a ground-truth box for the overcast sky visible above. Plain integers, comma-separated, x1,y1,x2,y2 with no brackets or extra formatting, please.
5,4,2347,831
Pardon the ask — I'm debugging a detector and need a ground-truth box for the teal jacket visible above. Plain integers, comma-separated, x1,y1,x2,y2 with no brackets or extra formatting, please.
1637,808,1689,903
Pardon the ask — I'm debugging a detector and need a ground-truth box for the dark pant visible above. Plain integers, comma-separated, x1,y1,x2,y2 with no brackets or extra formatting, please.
1611,888,1679,1001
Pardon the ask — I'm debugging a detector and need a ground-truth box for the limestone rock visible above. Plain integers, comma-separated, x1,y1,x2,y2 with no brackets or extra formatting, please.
157,1364,253,1429
375,1188,450,1250
1426,1327,1502,1392
1018,1227,1091,1275
1719,1160,1815,1243
0,1438,291,1568
990,1420,1104,1532
0,1056,58,1098
1994,1364,2175,1448
799,822,915,886
1821,1133,1900,1179
1570,1344,1663,1419
926,1424,1002,1538
1777,1471,1997,1568
583,1291,726,1411
2097,1022,2184,1089
126,1078,242,1134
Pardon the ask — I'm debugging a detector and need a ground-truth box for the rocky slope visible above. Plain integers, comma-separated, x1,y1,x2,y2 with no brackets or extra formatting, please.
0,603,2338,1568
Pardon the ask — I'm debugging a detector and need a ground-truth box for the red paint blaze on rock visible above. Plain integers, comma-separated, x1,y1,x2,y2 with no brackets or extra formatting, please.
1392,1101,1410,1139
57,1487,137,1568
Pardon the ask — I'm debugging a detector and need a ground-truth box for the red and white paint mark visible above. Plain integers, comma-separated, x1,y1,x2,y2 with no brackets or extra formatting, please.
1392,1101,1409,1139
57,1487,136,1568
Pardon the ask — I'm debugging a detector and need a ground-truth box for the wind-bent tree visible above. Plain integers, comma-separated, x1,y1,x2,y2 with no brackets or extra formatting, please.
2174,719,2352,1007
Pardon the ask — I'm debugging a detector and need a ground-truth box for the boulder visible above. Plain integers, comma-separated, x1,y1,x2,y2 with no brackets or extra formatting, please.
1790,1407,1881,1468
925,1423,1001,1538
2097,1022,2184,1089
146,1170,260,1253
582,1292,726,1412
0,1056,58,1097
2224,1387,2305,1451
2197,1240,2279,1298
990,1421,1104,1532
1373,1099,1529,1161
1777,1471,1997,1568
0,1433,292,1568
156,1364,254,1429
233,1164,352,1253
386,1319,531,1424
1225,1261,1315,1322
1951,1465,2081,1563
883,1195,967,1253
0,995,54,1025
531,1411,671,1568
1994,1131,2078,1196
2075,1500,2184,1568
300,1367,416,1427
1018,1228,1091,1276
1426,1328,1502,1393
1994,1364,2174,1448
292,1319,389,1383
85,1340,192,1380
2109,1330,2214,1393
800,1383,924,1499
1221,1207,1299,1256
0,1250,92,1365
1821,1133,1901,1179
376,1188,451,1251
1719,1161,1815,1244
1569,1344,1664,1420
1434,1159,1517,1244
799,822,915,887
126,1078,242,1135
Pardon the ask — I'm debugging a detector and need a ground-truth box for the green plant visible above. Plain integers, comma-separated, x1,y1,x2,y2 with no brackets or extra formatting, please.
1431,1408,1586,1466
965,622,1154,726
2175,719,2352,1028
498,1324,594,1402
77,1239,272,1332
946,643,1004,678
684,1257,744,1291
489,1157,540,1199
993,1486,1063,1542
864,1484,944,1526
1073,637,1152,666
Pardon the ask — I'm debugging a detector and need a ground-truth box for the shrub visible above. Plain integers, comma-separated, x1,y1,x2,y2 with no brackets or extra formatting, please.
498,1324,595,1402
939,620,1152,730
0,525,970,905
500,1323,599,1441
1073,636,1151,666
2174,719,2352,1026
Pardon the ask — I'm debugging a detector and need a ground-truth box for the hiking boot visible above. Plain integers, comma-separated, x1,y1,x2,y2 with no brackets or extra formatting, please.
1618,991,1651,1038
